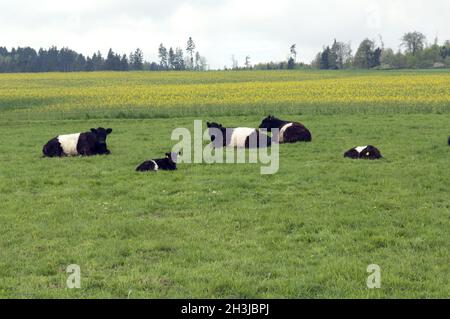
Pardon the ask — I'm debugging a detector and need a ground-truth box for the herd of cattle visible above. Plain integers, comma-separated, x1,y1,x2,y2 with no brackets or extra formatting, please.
42,115,449,171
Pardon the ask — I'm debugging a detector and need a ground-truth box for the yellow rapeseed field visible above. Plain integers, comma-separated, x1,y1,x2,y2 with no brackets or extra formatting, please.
0,70,449,118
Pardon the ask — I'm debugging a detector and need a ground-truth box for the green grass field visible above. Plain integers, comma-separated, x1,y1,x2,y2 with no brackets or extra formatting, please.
0,70,449,298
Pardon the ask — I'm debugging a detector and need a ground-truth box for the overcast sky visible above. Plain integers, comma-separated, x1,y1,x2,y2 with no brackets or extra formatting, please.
0,0,449,69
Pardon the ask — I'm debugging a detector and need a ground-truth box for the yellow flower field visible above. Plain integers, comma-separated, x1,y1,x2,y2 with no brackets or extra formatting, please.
0,70,449,119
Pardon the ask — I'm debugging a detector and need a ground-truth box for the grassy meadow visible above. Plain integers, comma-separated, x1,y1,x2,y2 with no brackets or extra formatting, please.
0,70,449,298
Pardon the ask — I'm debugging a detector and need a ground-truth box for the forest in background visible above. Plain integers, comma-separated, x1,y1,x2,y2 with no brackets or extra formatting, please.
0,32,449,73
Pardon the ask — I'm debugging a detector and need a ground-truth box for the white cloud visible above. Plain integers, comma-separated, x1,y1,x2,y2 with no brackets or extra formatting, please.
0,0,448,68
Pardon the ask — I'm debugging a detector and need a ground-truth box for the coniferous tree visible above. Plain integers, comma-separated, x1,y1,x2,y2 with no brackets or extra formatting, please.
320,47,330,69
186,37,196,70
158,44,168,70
85,57,94,71
92,51,104,71
131,48,144,70
120,54,129,71
328,40,339,69
168,47,175,70
174,47,185,70
287,57,295,69
105,49,114,70
149,62,159,71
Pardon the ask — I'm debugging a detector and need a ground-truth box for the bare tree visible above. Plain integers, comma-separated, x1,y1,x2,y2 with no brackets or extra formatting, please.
195,51,201,70
290,44,297,62
231,55,238,69
244,55,251,69
378,34,385,50
333,41,352,69
198,55,208,71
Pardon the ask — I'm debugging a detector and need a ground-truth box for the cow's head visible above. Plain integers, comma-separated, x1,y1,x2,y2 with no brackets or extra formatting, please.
166,151,181,163
90,127,112,154
206,122,223,129
361,145,383,159
206,122,225,142
258,115,277,129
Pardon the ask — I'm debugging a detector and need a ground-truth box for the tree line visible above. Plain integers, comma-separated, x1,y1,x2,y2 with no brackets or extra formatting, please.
156,37,207,71
0,37,208,73
253,31,450,70
312,32,450,69
1,32,449,72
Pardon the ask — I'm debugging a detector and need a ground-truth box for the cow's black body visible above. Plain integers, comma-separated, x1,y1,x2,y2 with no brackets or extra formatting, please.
344,145,383,160
258,115,312,143
42,127,112,157
136,152,179,172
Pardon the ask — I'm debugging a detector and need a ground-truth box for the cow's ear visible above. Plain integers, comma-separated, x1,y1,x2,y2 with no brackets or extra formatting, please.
106,128,112,134
90,128,97,134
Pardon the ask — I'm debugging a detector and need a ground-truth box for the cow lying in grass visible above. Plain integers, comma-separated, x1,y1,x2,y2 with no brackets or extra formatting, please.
136,152,180,172
43,127,112,157
258,115,311,143
206,122,271,148
344,145,382,160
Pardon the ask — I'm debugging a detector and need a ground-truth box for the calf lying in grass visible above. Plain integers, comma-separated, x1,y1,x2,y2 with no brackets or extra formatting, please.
344,145,383,160
136,152,179,172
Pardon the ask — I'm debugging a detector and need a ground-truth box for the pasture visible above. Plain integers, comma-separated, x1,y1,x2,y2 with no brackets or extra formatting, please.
0,70,449,298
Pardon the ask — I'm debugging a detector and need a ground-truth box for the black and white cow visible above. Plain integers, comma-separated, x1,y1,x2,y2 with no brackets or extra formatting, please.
136,152,180,172
206,122,271,148
42,127,112,157
344,145,382,160
258,115,311,143
448,136,450,146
